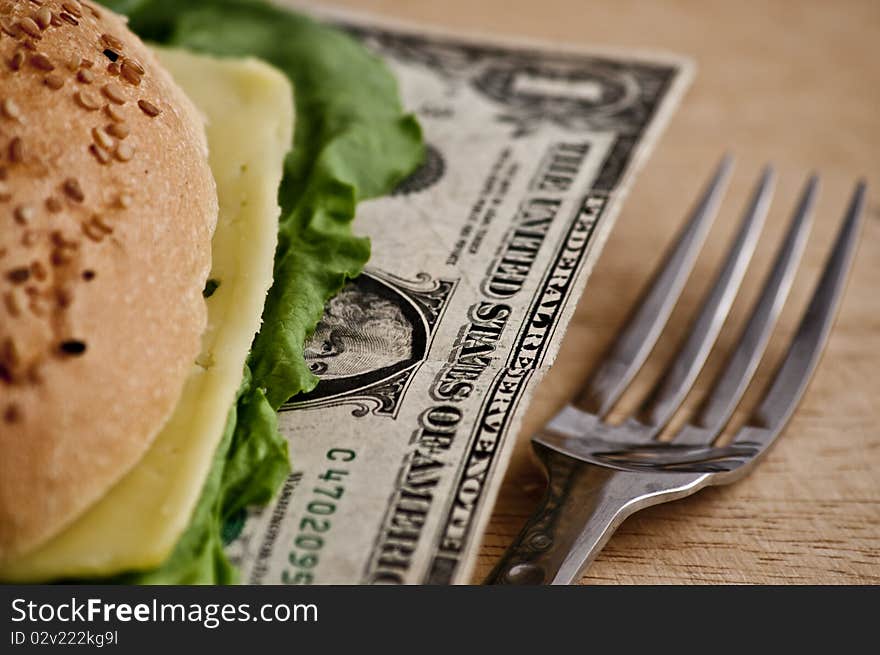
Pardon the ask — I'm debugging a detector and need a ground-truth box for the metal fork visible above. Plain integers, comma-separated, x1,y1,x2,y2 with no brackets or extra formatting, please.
486,155,867,585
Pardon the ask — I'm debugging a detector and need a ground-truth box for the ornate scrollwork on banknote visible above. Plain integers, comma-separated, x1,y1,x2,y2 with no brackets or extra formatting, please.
226,6,693,584
283,270,457,419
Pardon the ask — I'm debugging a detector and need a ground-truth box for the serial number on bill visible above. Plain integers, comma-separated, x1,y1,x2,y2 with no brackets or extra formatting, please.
282,448,357,584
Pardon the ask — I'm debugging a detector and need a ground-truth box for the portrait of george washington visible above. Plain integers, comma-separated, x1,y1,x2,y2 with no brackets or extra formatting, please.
304,282,415,381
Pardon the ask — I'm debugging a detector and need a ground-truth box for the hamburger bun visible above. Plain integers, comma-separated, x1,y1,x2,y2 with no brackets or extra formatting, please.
0,0,217,560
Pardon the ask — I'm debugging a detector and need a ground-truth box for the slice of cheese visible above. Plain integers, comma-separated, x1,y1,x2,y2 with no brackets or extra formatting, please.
0,49,294,582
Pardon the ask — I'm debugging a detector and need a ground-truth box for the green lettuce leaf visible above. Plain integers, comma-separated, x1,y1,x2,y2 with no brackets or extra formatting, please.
114,370,287,585
98,0,424,583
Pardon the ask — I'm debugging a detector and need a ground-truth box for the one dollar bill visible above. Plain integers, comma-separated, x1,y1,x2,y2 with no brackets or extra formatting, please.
227,4,693,584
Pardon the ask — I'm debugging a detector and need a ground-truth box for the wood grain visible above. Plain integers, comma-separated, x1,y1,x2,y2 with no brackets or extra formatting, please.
331,0,880,584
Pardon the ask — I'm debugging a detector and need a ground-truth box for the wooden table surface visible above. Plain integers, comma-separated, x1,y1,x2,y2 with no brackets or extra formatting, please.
332,0,880,584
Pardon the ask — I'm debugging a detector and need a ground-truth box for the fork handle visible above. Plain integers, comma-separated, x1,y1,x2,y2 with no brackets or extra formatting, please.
485,444,633,585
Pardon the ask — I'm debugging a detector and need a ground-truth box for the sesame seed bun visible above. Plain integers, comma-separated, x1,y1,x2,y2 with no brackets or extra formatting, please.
0,1,218,561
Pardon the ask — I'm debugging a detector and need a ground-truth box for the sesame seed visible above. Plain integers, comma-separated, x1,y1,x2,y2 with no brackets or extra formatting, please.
62,178,84,202
50,251,67,267
35,8,51,29
115,142,134,162
29,52,54,71
8,137,24,163
107,61,120,76
13,205,34,224
44,73,64,89
9,51,24,71
45,196,62,212
6,267,30,284
76,68,94,83
82,217,107,241
1,337,19,366
122,57,144,75
53,291,70,313
1,97,22,121
81,58,93,69
59,12,77,26
91,215,112,234
102,82,125,105
103,106,123,125
120,62,141,86
18,17,42,38
0,18,18,37
3,404,21,424
61,1,83,18
92,126,114,150
59,340,87,356
89,143,111,164
106,122,129,139
102,49,118,63
138,99,160,117
74,89,100,110
50,231,76,249
50,12,62,27
55,287,72,308
116,193,132,208
3,292,20,318
31,260,46,282
81,227,101,242
101,33,123,51
65,55,81,72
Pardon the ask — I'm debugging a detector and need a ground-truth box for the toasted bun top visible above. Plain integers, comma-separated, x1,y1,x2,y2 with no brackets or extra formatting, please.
0,0,217,561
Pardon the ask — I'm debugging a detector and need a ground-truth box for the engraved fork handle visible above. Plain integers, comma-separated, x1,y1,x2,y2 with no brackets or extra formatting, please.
485,444,636,585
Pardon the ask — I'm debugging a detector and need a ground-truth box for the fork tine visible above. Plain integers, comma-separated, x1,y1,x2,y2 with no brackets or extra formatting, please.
676,175,818,444
635,165,775,433
736,180,866,444
579,154,734,417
